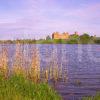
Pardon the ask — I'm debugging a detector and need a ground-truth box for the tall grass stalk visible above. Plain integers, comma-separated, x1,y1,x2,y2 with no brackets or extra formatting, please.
0,47,8,78
12,43,25,76
29,46,40,83
0,44,67,84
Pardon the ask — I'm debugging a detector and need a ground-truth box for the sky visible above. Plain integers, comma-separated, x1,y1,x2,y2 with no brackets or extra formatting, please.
0,0,100,40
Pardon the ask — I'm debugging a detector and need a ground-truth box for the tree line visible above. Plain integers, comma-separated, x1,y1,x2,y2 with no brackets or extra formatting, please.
0,33,100,44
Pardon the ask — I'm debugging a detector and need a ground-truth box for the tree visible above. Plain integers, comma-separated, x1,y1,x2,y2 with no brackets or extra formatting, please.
94,37,100,44
46,35,51,40
79,33,91,44
69,34,79,40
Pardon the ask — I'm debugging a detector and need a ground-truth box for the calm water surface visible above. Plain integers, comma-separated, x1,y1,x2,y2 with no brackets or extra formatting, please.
39,44,100,100
0,44,100,100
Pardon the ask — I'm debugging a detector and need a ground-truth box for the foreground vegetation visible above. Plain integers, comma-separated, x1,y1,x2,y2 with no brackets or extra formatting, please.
0,43,65,100
82,93,100,100
0,74,61,100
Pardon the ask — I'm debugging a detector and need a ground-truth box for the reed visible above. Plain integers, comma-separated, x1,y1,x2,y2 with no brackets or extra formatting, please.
0,47,8,78
0,43,67,84
82,93,100,100
12,43,25,76
50,49,63,83
29,45,40,83
44,69,49,83
0,44,65,100
41,47,68,84
58,64,63,80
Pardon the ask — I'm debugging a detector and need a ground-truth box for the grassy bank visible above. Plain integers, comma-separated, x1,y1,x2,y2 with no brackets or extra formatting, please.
0,75,61,100
0,43,64,100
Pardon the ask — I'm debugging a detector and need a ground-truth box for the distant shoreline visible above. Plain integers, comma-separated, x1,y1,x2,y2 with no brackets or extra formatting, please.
0,39,100,44
0,33,100,44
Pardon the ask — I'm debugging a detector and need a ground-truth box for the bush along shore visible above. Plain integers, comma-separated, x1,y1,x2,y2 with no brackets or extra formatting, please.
0,43,68,100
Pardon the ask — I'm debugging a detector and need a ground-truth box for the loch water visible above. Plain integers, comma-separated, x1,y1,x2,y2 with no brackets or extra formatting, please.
0,44,100,100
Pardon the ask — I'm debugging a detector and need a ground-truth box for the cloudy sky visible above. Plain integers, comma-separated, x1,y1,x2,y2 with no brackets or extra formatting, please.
0,0,100,39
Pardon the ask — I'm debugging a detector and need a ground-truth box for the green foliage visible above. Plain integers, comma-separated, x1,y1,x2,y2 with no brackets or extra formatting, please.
67,39,78,44
46,35,51,40
94,37,100,44
52,39,67,44
70,34,79,40
79,33,91,44
36,39,53,44
0,75,61,100
0,34,99,44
